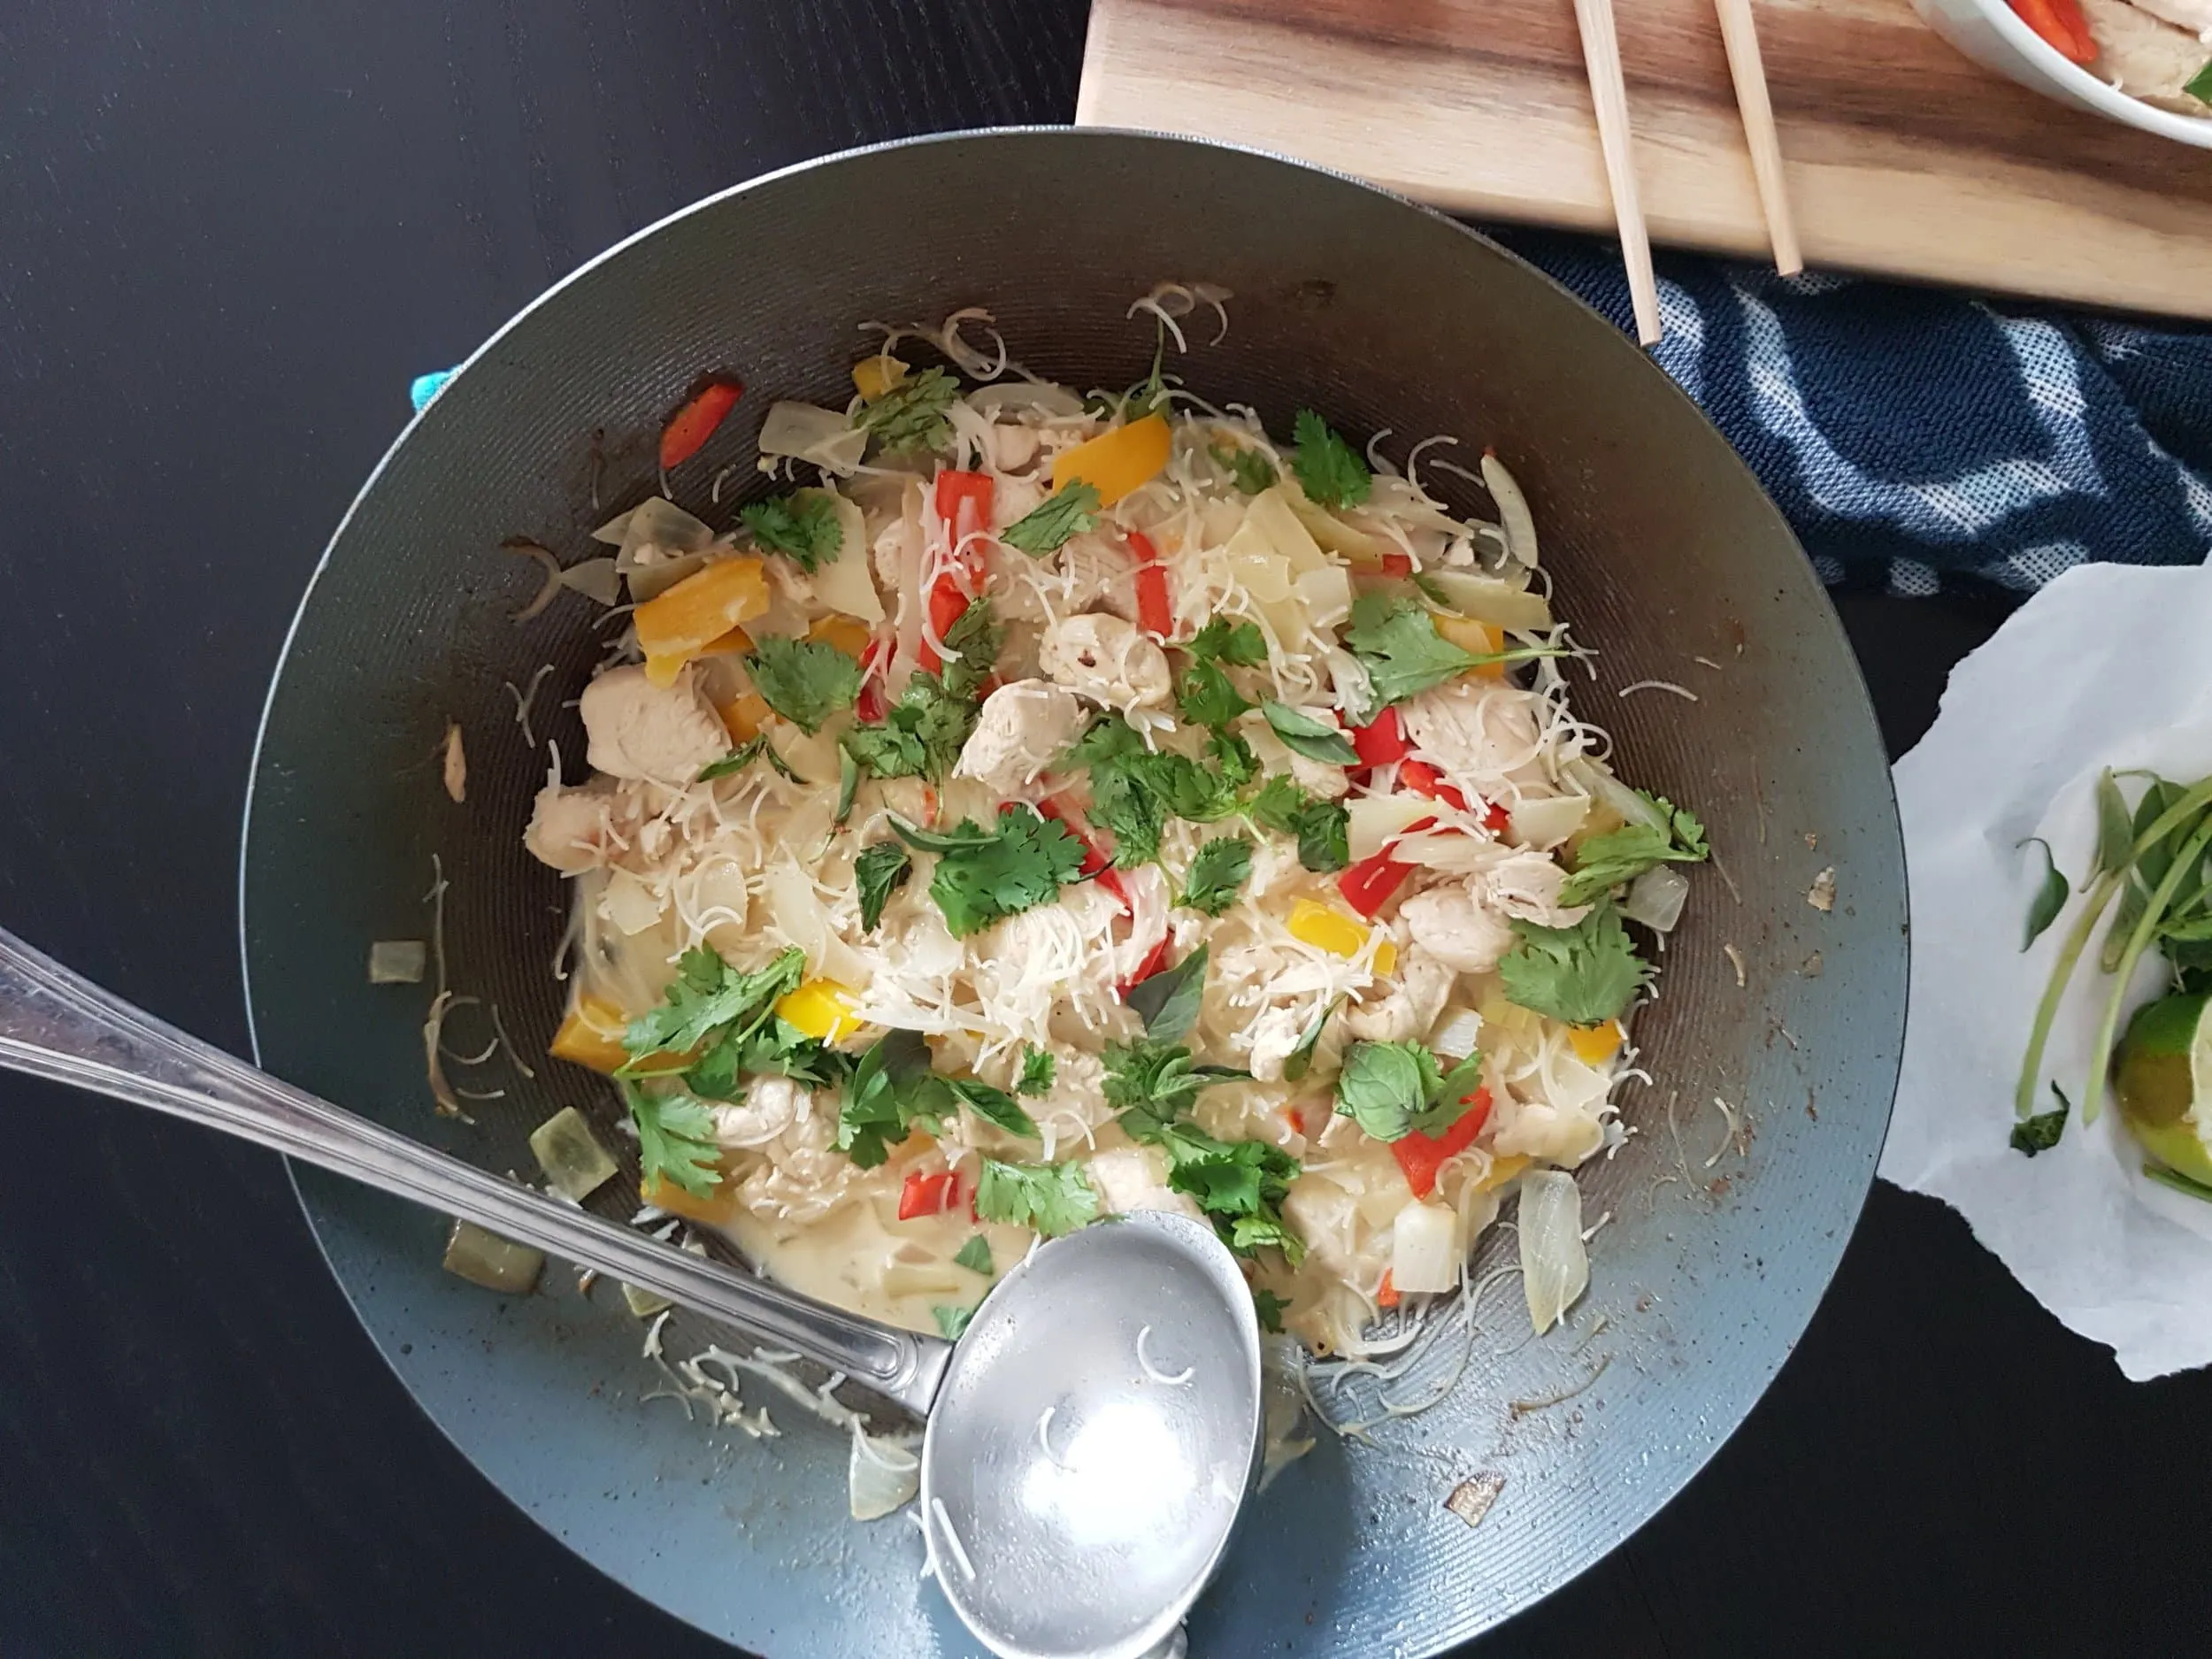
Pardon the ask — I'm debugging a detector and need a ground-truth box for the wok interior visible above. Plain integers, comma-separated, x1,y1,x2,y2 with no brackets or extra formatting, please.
242,132,1903,1656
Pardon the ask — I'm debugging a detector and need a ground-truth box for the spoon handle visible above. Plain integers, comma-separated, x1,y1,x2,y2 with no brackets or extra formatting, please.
0,926,950,1417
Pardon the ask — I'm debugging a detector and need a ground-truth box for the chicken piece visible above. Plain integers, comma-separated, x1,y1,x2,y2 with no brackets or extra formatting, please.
1281,1175,1366,1279
1039,612,1173,710
1246,1004,1310,1085
1345,947,1456,1044
1402,852,1587,974
990,422,1043,474
1056,532,1138,622
953,680,1089,795
1402,882,1517,975
1489,1087,1606,1166
524,779,652,873
580,664,729,785
1085,1146,1205,1222
736,1100,857,1225
2082,0,2212,112
2128,0,2212,35
1401,680,1551,798
710,1075,808,1150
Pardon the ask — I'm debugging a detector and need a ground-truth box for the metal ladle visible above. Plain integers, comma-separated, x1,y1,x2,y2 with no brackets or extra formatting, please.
0,926,1262,1659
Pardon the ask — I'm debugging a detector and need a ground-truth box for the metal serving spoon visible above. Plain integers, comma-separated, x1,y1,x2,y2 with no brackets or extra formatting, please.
0,925,1261,1659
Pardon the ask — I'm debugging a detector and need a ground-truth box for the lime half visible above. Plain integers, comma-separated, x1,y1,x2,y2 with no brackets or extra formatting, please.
2115,992,2212,1187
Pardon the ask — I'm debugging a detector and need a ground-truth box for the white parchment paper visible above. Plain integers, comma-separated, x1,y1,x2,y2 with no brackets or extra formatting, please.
1884,560,2212,1380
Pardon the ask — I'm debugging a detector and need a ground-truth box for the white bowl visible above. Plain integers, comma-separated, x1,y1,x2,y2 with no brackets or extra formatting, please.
1914,0,2212,148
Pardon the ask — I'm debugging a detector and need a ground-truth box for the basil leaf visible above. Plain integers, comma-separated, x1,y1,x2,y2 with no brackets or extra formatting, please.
1126,944,1210,1043
1261,700,1359,765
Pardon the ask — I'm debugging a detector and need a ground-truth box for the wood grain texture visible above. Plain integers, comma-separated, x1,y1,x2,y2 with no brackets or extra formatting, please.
1078,0,2212,318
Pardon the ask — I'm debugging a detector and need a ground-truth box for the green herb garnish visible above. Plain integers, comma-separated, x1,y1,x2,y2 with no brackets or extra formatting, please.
739,491,842,572
2185,59,2212,108
1180,835,1254,917
1002,482,1102,556
1245,774,1350,873
1070,715,1241,867
837,1030,946,1169
1187,618,1270,667
953,1234,995,1275
974,1157,1099,1237
622,1083,724,1198
1282,998,1337,1085
948,1075,1041,1140
1125,944,1210,1044
697,733,805,786
856,365,960,453
1212,442,1277,495
840,602,1002,781
892,808,1089,937
1176,658,1253,730
1496,900,1650,1026
1290,409,1371,510
854,840,912,932
933,1304,976,1340
1558,793,1710,907
2010,1082,2069,1157
1252,1288,1288,1333
1016,1045,1056,1097
1333,1040,1486,1143
743,636,861,733
1261,701,1360,766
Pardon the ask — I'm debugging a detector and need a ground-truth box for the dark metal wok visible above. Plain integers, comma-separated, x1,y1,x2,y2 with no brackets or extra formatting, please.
240,129,1904,1657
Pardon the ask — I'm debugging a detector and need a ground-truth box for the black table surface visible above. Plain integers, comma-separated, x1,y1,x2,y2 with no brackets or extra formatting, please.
4,3,2208,1655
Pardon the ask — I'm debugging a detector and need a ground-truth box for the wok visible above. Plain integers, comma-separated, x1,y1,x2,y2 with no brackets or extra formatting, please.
240,129,1904,1657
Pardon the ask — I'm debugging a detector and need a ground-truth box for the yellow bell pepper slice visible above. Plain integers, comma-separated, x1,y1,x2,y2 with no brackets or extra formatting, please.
852,353,909,402
715,691,771,743
1433,613,1506,681
1565,1019,1624,1065
1474,1153,1532,1194
549,995,630,1075
1286,899,1398,978
777,979,864,1043
634,557,770,687
1052,411,1171,507
805,614,872,660
641,1171,743,1228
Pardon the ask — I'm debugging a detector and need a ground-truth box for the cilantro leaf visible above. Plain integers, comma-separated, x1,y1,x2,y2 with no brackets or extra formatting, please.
1291,409,1371,510
854,840,912,932
1125,943,1210,1043
1343,593,1479,711
739,491,842,572
1559,795,1711,907
1076,716,1241,867
1135,1119,1304,1264
1212,442,1277,495
623,1083,723,1196
893,808,1088,937
1496,900,1651,1026
2011,1082,2069,1157
1252,1288,1288,1333
1103,1039,1248,1137
947,1075,1041,1141
1209,728,1259,787
1242,775,1348,873
837,1029,947,1169
933,1304,976,1340
622,946,805,1067
953,1234,994,1275
1017,1046,1056,1097
856,365,960,453
934,595,1005,703
682,1017,834,1097
1002,482,1102,556
1176,658,1253,729
1261,701,1359,766
974,1157,1098,1237
1180,835,1254,918
1187,619,1269,667
744,637,860,734
1333,1040,1486,1143
839,605,999,783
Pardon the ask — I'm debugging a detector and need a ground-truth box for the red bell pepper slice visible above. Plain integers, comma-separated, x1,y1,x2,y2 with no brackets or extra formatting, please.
1378,553,1414,578
659,379,743,471
1118,934,1173,1000
917,575,971,674
898,1169,958,1220
1126,532,1172,639
934,470,995,549
1398,758,1470,812
1389,1087,1493,1198
1482,799,1511,835
1351,707,1411,768
1376,1270,1400,1309
856,633,894,723
2007,0,2096,63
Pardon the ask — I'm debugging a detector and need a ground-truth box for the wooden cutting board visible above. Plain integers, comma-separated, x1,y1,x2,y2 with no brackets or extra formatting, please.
1076,0,2212,320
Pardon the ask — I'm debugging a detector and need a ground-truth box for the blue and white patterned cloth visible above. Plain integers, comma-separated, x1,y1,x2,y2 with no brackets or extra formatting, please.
1499,228,2212,595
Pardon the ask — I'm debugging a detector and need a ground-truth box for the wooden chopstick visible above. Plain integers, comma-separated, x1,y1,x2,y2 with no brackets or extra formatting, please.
1713,0,1803,277
1569,0,1662,347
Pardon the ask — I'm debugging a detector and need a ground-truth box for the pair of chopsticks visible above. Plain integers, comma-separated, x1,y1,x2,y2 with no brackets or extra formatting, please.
1570,0,1802,347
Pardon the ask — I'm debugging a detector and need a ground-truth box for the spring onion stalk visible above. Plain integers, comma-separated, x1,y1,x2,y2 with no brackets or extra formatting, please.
2083,814,2212,1125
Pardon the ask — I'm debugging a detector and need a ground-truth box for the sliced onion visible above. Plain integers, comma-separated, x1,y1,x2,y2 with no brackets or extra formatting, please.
759,401,868,476
1347,794,1435,862
1507,793,1589,851
1518,1170,1588,1335
609,495,714,555
1429,1006,1482,1061
1621,863,1690,933
557,557,622,606
849,1425,920,1521
1391,1201,1462,1294
1565,757,1664,833
1424,571,1554,632
1481,451,1539,569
